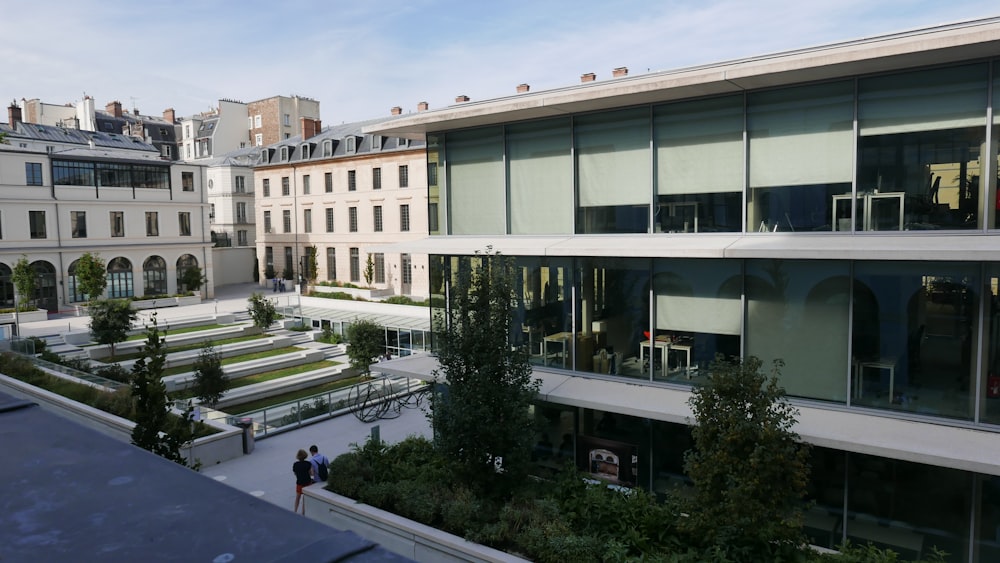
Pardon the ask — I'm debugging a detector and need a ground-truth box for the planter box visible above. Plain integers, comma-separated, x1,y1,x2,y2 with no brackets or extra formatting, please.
0,309,48,324
303,488,527,563
310,285,394,300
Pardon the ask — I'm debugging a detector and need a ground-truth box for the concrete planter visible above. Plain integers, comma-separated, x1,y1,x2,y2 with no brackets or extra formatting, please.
132,295,198,310
0,309,48,324
310,285,394,300
303,488,527,563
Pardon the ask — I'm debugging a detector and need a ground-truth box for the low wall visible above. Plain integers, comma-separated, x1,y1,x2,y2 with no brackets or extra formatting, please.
303,488,527,563
0,374,243,466
0,309,48,324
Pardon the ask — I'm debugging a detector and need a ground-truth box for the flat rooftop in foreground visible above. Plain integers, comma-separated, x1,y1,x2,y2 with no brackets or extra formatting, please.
0,390,410,562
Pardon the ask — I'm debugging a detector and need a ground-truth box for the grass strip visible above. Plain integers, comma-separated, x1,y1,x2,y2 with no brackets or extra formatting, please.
226,377,363,414
101,334,267,363
125,324,229,341
169,360,339,400
159,346,303,377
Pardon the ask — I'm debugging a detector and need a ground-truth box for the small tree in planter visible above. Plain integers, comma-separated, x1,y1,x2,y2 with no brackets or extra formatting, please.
179,266,204,295
247,292,278,332
89,298,137,360
192,343,228,408
305,245,319,293
345,318,385,379
263,265,276,281
11,255,36,311
281,266,294,282
363,254,375,287
75,251,107,302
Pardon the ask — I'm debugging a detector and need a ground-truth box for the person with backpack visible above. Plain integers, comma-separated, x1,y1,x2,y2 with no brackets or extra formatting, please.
309,444,330,483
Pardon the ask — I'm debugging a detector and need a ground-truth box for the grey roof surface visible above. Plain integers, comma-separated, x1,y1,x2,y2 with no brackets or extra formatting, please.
0,121,159,153
256,114,423,166
0,390,410,563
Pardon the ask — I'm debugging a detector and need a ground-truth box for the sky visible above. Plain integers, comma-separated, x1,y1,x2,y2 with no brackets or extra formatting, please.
2,0,999,126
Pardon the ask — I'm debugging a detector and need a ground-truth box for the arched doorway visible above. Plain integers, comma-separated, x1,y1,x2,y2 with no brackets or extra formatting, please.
30,261,57,312
143,256,167,296
107,257,134,299
0,263,13,308
176,254,198,293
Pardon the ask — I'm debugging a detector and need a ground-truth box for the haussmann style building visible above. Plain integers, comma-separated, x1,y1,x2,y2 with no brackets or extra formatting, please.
370,17,1000,562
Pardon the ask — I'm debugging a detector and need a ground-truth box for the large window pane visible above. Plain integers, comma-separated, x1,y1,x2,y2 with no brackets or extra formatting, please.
852,261,978,419
513,257,573,369
653,258,742,383
748,81,854,232
858,64,988,231
746,259,850,402
447,127,505,234
654,95,743,232
845,453,972,562
982,264,1000,424
575,257,649,379
991,61,1000,229
508,119,574,234
576,108,651,233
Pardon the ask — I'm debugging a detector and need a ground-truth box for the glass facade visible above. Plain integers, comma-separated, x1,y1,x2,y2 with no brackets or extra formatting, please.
434,61,1000,235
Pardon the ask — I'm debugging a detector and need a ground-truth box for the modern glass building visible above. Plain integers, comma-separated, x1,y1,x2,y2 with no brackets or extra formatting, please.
372,18,1000,561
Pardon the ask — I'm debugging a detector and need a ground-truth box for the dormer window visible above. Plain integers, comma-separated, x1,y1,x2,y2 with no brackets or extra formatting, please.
398,137,408,148
346,136,356,153
301,144,310,160
372,135,382,150
279,146,289,161
260,149,269,163
323,140,333,157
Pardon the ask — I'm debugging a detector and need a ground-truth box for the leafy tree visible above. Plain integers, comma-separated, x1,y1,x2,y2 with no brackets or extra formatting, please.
429,248,540,497
130,313,198,466
192,343,228,407
281,266,293,280
11,255,35,309
306,245,318,287
345,318,385,379
88,298,136,360
680,355,810,560
75,251,107,302
179,266,204,292
247,292,277,332
263,264,275,280
363,254,375,286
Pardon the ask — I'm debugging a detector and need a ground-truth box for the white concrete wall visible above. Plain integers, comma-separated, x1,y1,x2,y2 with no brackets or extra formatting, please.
212,247,256,286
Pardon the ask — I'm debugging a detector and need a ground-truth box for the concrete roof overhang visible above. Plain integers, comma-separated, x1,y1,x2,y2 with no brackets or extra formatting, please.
378,353,1000,477
365,18,1000,139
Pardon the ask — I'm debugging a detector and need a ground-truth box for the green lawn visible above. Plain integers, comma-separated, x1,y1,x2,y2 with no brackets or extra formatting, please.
126,323,229,341
169,360,339,400
101,334,266,363
160,346,304,377
225,377,363,414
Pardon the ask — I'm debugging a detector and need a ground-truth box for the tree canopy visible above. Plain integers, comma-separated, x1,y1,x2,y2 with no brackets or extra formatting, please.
11,255,35,308
429,249,540,497
345,318,385,379
247,292,277,332
75,252,107,302
88,298,136,359
192,343,227,407
681,356,811,560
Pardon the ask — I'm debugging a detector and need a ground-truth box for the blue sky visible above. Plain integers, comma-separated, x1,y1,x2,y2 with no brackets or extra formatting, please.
2,0,998,125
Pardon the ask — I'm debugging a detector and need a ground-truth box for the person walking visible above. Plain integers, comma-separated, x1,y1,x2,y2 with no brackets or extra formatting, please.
292,449,313,515
309,445,330,484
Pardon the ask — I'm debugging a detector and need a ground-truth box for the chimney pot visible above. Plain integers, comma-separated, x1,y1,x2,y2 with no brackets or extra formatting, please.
390,106,402,116
581,73,596,83
8,100,23,126
455,95,470,103
516,83,530,93
612,67,628,77
417,101,429,112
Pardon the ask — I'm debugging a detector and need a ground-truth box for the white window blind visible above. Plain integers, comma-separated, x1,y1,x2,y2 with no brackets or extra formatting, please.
508,119,574,234
655,95,744,195
447,128,506,234
577,109,651,207
859,64,988,135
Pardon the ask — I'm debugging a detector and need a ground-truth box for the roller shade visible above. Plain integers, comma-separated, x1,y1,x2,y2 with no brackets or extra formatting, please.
655,95,744,195
509,119,574,234
447,127,506,235
577,108,651,207
656,295,741,335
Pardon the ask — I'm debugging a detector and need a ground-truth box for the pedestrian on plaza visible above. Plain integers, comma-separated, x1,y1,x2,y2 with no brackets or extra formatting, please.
292,448,314,515
272,277,278,293
309,445,330,484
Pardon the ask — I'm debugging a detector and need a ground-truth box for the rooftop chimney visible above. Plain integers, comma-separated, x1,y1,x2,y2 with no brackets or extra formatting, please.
516,83,530,93
106,100,123,118
390,106,402,116
8,100,22,127
581,73,596,83
612,67,628,78
300,117,321,140
455,95,470,103
417,101,429,112
163,108,176,123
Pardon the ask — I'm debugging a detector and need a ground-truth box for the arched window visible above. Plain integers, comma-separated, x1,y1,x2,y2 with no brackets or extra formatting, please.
0,263,12,308
107,257,134,299
143,256,167,296
176,254,198,292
